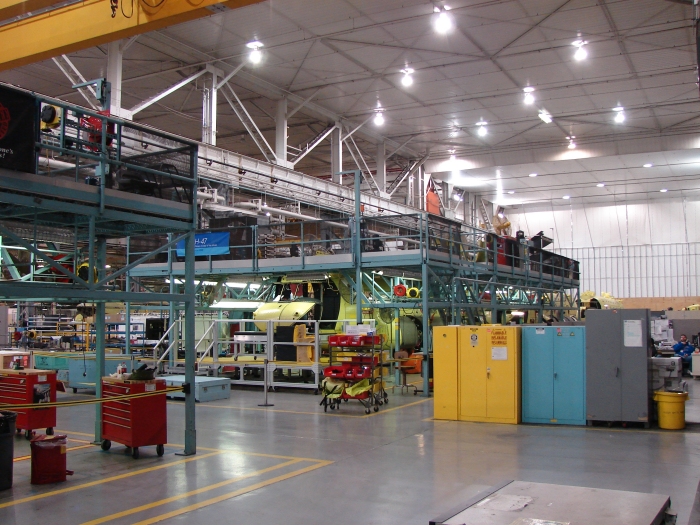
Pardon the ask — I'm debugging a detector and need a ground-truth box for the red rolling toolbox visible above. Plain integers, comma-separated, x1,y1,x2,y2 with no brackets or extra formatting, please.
100,377,167,459
0,369,56,439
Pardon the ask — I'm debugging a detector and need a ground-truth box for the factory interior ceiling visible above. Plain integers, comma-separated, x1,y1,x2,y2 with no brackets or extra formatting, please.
1,0,699,209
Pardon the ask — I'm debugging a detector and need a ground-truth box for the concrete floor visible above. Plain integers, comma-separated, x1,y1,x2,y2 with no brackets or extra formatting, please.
2,377,700,525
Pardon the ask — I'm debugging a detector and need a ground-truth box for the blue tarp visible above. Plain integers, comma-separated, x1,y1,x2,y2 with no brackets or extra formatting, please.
176,232,230,256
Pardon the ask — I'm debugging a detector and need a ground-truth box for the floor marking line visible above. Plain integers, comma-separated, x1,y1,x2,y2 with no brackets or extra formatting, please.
79,459,305,525
0,451,224,509
130,460,334,525
13,444,94,462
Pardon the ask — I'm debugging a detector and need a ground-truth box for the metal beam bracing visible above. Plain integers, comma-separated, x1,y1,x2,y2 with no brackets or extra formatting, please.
52,55,98,110
387,154,429,196
221,83,277,164
290,124,335,167
0,0,266,71
130,69,207,116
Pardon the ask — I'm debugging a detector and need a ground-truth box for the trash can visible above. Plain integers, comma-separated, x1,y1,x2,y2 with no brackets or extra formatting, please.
654,391,689,430
30,434,73,485
0,410,17,490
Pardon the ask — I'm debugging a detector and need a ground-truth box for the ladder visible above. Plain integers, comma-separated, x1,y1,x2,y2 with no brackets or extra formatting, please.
479,198,494,232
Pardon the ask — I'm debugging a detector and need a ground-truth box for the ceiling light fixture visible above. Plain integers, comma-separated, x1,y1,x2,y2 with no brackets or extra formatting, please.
613,106,625,124
567,136,576,149
529,173,538,177
433,6,452,34
572,39,588,61
597,183,605,188
476,119,487,137
538,110,552,124
401,68,414,87
523,86,535,105
643,163,653,168
563,195,571,200
660,188,668,193
507,190,515,194
246,41,263,64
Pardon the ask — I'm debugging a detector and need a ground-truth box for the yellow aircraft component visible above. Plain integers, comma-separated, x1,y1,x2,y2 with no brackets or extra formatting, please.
0,0,264,71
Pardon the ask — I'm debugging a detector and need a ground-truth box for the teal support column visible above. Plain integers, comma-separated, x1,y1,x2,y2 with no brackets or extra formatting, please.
168,233,176,368
183,231,196,455
94,235,107,442
421,257,430,397
125,236,131,355
354,170,362,324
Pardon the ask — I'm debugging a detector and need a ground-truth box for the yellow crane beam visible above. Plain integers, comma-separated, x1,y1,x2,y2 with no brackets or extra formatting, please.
0,0,264,72
0,0,65,23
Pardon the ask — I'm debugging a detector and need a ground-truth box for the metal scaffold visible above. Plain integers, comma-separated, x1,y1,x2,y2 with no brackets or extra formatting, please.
0,83,199,454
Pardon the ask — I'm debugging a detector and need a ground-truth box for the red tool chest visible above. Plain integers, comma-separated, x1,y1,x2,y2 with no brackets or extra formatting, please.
100,377,167,459
0,369,56,439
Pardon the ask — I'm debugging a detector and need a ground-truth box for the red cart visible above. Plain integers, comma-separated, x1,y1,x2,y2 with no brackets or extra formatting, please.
0,369,56,439
100,377,167,459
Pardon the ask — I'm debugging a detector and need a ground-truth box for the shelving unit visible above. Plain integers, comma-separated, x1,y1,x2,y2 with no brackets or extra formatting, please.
322,333,387,414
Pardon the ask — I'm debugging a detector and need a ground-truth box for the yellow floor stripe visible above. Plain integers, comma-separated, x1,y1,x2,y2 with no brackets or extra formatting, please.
130,460,333,525
0,451,224,509
13,444,94,462
80,459,304,525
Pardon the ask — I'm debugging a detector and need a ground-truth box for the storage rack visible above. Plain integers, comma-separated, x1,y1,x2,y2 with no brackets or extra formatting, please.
195,319,323,392
322,334,387,414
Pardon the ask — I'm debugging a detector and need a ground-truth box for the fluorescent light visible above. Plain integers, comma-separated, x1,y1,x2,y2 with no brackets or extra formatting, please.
476,120,487,136
210,300,265,309
246,41,263,64
568,138,576,149
453,193,462,201
538,110,552,123
225,282,261,290
507,190,515,194
510,311,525,316
434,8,452,33
529,173,538,177
660,188,668,193
597,183,605,188
374,112,385,126
613,106,625,124
562,195,571,200
572,39,588,61
401,68,414,87
643,163,653,168
523,87,535,105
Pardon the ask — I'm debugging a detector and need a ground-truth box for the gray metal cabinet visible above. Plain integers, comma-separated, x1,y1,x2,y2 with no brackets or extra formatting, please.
586,309,651,425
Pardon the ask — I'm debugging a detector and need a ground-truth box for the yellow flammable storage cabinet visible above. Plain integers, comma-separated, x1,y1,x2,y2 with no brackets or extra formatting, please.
434,325,521,424
433,326,459,419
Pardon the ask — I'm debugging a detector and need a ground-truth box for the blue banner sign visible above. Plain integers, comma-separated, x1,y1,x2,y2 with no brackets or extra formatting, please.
177,232,230,256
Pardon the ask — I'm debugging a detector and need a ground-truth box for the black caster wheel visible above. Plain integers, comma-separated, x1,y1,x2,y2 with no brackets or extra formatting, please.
156,444,164,457
344,399,348,403
323,402,328,413
72,388,78,393
377,400,383,405
384,397,389,404
16,428,21,434
132,447,140,459
365,408,371,414
414,390,418,396
46,427,54,435
101,440,111,451
373,406,379,412
24,429,33,440
314,389,319,395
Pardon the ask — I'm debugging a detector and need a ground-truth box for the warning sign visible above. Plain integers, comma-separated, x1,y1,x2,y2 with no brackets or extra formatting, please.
490,328,508,346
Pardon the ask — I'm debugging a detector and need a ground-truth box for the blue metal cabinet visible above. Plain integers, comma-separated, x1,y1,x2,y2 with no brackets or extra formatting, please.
522,326,586,425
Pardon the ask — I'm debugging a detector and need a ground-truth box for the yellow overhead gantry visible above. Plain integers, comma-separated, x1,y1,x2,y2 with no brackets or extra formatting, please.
0,0,264,71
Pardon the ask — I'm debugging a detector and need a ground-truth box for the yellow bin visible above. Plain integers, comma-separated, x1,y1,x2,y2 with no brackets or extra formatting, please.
654,391,688,430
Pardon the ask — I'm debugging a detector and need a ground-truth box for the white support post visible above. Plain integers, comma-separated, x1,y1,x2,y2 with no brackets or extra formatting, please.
202,69,217,145
276,96,288,167
376,141,386,193
331,123,342,183
106,41,123,117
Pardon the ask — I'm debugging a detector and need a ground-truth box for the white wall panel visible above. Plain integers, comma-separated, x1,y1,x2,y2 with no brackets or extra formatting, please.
508,197,699,298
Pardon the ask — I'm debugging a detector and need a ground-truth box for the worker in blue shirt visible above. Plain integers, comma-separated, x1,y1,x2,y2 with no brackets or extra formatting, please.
673,334,695,375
